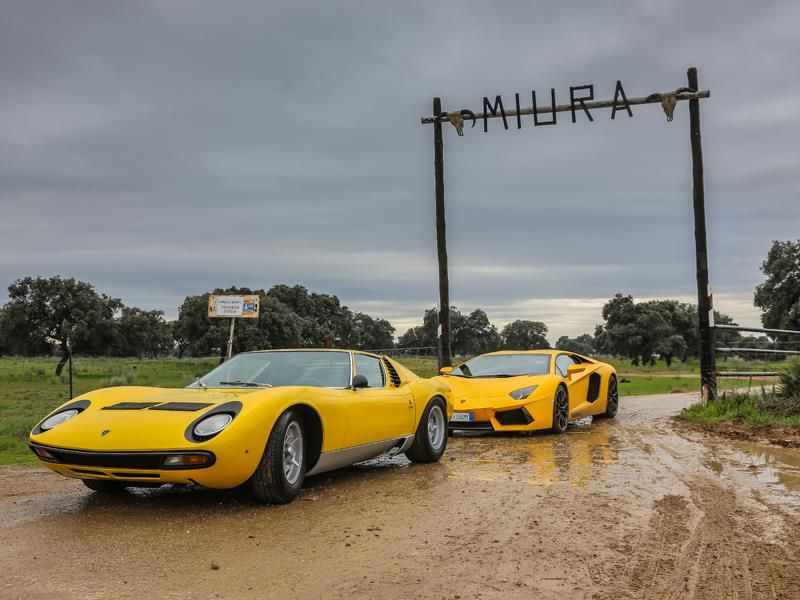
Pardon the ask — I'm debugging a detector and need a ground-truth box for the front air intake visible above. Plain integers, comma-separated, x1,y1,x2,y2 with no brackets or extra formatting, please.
495,407,534,426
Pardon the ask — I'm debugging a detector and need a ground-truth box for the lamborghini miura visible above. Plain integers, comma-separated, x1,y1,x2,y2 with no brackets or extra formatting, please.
29,350,453,504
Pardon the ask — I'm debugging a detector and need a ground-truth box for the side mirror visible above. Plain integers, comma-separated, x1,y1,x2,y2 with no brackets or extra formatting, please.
351,374,369,389
439,366,453,375
566,364,586,377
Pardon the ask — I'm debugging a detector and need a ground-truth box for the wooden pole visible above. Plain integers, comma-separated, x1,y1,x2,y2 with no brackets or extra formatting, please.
433,97,452,369
68,347,73,400
226,317,236,361
688,67,716,399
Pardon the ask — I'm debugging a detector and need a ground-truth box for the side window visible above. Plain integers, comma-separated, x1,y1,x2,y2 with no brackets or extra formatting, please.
354,354,386,388
555,354,573,378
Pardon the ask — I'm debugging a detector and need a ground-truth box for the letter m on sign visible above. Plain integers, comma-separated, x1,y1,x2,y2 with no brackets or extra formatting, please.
483,96,508,132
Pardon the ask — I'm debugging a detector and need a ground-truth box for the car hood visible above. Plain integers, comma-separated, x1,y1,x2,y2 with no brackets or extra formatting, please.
29,386,267,452
435,375,549,409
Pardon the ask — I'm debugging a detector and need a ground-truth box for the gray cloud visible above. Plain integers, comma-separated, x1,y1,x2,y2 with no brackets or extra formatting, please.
1,0,798,341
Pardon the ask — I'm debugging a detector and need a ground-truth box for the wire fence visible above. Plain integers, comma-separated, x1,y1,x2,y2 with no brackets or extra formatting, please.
714,323,800,377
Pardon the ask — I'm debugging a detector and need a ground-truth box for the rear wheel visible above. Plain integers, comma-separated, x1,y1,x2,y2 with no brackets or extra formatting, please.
596,374,619,419
405,397,448,463
550,386,569,434
82,479,127,493
251,410,306,504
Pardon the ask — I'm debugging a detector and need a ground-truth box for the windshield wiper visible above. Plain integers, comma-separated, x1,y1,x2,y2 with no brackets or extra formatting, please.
471,374,519,378
218,380,272,387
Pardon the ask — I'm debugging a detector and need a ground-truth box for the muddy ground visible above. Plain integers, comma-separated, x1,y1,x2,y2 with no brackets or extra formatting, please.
2,392,799,600
675,417,800,449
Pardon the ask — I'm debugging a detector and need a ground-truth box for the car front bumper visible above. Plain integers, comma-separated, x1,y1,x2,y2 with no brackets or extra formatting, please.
29,442,253,489
448,397,555,432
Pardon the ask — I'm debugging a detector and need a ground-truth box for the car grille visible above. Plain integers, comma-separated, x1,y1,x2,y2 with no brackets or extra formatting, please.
30,444,215,470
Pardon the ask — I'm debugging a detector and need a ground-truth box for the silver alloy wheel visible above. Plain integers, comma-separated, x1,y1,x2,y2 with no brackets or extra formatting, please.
555,387,568,430
607,376,619,414
427,405,445,450
283,421,303,485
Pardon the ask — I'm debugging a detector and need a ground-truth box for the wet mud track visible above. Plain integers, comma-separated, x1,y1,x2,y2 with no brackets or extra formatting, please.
2,393,799,599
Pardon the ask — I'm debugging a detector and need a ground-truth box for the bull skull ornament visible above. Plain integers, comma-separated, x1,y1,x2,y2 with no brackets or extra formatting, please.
661,94,678,121
646,87,695,122
438,109,476,136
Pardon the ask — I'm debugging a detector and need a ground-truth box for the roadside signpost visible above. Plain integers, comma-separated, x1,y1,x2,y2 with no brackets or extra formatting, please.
421,68,717,396
208,295,260,360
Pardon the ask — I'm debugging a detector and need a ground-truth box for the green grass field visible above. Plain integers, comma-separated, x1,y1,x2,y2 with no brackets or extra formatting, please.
0,355,777,465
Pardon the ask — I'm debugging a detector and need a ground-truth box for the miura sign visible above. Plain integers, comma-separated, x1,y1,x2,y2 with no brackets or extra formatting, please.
421,81,704,135
421,68,718,397
476,81,634,132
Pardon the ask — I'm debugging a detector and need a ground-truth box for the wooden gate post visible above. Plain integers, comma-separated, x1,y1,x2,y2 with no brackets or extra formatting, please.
433,97,452,369
688,67,717,398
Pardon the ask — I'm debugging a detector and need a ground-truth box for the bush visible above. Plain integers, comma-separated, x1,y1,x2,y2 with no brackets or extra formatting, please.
778,361,800,399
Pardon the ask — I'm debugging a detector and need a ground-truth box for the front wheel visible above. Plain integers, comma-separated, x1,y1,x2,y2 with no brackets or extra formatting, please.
250,410,306,504
405,397,448,463
596,374,619,419
550,386,569,434
82,479,128,493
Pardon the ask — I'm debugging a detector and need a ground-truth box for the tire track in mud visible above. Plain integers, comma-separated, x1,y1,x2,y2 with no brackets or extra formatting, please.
594,441,800,599
1,393,799,600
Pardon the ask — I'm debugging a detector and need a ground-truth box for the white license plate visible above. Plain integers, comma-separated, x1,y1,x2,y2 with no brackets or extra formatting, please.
450,412,474,423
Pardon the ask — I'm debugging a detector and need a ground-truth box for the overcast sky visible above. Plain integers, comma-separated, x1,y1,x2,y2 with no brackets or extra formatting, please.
1,1,798,341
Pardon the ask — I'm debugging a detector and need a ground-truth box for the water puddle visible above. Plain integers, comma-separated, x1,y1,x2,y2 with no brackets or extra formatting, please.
708,440,800,493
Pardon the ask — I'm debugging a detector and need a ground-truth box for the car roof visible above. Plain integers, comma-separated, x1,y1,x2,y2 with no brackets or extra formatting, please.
483,350,557,356
244,348,382,358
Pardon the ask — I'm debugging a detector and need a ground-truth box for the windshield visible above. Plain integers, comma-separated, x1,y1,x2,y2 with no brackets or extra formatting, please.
190,351,351,388
448,354,551,378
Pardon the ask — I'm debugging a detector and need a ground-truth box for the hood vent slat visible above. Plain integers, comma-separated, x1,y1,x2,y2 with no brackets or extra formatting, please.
149,402,213,412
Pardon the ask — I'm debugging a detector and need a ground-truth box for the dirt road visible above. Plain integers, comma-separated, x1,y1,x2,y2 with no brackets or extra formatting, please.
2,393,799,600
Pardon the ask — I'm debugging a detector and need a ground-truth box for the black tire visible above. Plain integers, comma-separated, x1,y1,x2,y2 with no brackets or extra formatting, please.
82,479,128,493
550,385,569,434
250,409,306,504
595,374,619,419
405,397,448,463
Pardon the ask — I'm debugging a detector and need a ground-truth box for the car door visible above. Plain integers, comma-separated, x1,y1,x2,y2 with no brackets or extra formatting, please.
556,353,603,418
344,353,415,448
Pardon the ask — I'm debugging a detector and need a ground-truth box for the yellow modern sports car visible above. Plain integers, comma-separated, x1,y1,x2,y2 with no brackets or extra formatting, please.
29,349,453,504
435,350,618,433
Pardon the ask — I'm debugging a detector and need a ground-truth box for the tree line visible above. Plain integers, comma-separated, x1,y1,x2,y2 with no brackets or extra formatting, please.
395,300,741,366
0,278,394,374
2,239,798,372
396,239,800,364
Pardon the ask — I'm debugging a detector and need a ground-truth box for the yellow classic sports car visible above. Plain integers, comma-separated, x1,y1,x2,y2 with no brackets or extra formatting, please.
29,349,453,504
435,350,618,434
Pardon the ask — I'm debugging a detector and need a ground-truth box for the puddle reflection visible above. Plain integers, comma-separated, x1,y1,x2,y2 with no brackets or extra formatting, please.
447,418,621,487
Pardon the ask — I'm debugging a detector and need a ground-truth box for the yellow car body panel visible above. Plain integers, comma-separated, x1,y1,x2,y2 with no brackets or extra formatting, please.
29,350,453,490
434,350,617,432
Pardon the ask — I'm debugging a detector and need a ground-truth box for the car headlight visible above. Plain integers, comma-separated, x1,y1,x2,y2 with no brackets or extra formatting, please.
509,385,538,401
40,409,80,431
193,413,233,438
